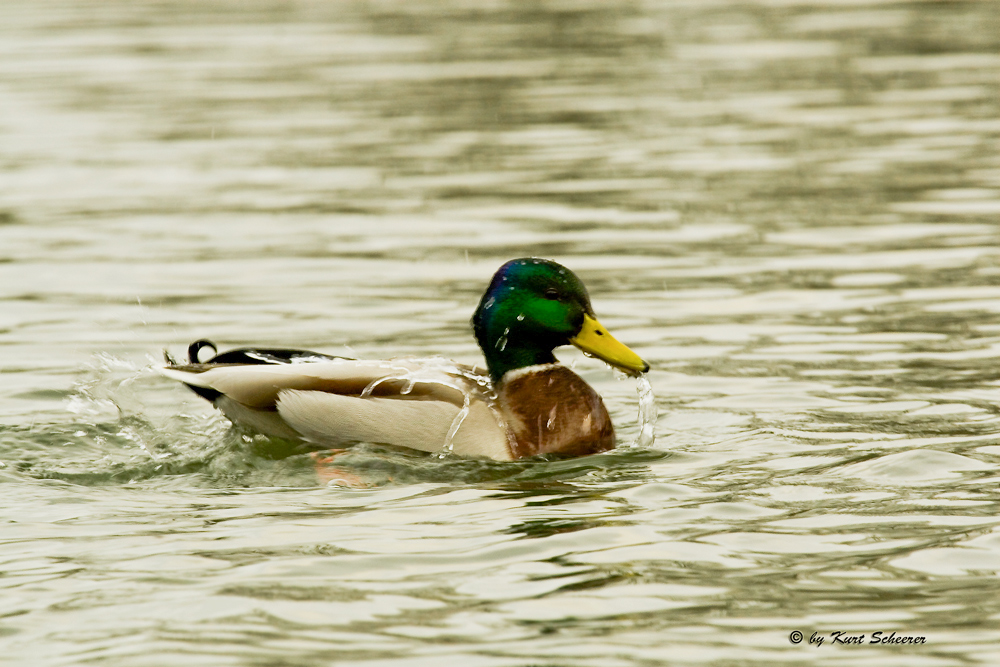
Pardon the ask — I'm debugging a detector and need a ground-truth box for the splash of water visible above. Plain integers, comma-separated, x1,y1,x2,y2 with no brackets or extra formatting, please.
349,356,505,456
440,393,471,457
436,359,506,458
635,374,657,449
359,357,482,399
69,353,148,421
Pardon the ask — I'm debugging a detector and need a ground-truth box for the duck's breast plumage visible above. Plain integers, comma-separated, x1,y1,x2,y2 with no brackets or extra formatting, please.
496,364,615,458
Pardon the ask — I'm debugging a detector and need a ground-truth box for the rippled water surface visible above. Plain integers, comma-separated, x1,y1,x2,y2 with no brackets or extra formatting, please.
3,1,1000,665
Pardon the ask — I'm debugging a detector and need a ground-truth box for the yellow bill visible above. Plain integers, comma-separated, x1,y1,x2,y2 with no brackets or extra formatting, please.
570,313,650,376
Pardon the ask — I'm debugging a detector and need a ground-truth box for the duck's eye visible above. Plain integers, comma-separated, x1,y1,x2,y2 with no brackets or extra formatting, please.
544,288,560,300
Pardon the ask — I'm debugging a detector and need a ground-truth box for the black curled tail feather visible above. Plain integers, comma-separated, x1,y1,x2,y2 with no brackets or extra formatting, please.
186,339,221,402
188,339,218,364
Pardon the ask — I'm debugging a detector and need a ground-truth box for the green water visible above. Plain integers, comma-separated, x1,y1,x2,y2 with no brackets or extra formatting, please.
2,1,1000,665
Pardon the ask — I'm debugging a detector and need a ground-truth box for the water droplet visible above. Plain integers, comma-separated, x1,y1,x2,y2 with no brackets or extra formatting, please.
516,313,525,321
484,297,495,309
496,328,510,351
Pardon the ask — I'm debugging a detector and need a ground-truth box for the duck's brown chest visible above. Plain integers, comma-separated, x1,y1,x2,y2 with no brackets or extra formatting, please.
496,365,615,459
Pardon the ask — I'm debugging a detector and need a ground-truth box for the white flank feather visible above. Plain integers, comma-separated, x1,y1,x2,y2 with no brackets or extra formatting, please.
276,390,513,460
277,390,457,452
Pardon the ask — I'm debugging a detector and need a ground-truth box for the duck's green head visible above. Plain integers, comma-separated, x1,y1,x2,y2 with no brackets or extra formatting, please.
472,258,649,383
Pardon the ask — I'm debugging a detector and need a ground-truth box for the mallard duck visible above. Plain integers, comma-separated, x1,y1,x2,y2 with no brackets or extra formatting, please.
160,258,649,461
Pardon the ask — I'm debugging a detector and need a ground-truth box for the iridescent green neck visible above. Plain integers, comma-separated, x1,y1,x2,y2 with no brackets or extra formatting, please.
479,327,559,384
472,259,591,384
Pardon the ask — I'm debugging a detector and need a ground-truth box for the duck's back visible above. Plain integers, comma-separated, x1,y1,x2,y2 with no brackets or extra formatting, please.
496,364,615,458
